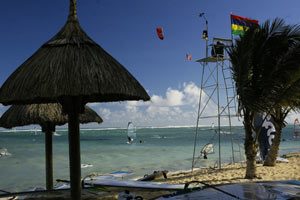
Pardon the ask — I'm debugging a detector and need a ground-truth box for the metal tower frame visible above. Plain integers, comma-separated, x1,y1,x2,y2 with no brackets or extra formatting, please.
191,37,239,171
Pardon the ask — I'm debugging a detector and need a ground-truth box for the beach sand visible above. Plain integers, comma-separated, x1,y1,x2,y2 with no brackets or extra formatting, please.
160,152,300,186
2,153,299,199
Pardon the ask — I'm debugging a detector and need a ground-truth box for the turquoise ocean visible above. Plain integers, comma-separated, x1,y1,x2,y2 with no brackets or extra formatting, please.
0,125,299,192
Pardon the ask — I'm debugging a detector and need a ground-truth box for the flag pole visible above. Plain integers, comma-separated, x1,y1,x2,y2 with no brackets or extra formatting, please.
230,12,234,46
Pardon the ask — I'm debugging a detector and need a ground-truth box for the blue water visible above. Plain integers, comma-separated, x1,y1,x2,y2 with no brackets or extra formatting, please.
0,126,298,192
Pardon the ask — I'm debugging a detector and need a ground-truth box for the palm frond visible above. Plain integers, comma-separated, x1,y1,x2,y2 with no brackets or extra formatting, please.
229,18,300,113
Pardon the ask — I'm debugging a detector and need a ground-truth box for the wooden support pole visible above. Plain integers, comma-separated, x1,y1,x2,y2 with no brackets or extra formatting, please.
45,130,53,190
62,97,84,200
43,124,55,190
68,109,81,200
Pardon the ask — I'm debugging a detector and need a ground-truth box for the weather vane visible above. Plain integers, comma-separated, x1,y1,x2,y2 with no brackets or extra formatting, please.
199,12,208,40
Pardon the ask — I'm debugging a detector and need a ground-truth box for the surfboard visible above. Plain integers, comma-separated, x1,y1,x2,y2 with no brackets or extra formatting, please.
276,157,289,163
84,176,185,190
109,171,133,178
157,181,300,199
55,176,185,191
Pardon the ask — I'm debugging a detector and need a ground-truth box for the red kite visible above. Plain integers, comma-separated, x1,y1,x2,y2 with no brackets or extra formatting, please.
156,27,164,40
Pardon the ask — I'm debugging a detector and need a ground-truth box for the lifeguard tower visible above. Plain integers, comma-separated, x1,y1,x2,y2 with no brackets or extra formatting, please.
191,37,243,171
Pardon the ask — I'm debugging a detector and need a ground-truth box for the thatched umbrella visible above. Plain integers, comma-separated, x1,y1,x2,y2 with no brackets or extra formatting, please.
0,0,150,199
0,103,103,190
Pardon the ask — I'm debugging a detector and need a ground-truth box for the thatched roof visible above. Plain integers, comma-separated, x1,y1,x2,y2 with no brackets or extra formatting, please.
0,103,102,129
0,1,149,198
0,0,150,106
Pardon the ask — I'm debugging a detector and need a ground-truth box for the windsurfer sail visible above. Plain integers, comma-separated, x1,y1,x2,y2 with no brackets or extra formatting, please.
200,143,214,159
0,148,12,157
294,118,300,139
255,114,276,161
127,122,136,144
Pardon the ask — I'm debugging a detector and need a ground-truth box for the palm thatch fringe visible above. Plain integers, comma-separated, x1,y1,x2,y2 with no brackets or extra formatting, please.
0,103,102,129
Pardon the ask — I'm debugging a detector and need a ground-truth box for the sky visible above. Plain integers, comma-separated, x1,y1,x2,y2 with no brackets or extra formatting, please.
1,0,300,128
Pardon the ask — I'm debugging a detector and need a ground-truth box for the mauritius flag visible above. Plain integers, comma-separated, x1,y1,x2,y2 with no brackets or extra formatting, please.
231,14,259,35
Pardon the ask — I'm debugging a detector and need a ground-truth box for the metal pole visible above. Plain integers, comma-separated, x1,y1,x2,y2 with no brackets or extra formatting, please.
192,62,206,171
229,13,235,163
230,13,235,48
199,13,208,58
221,60,235,163
205,20,208,59
192,13,209,172
192,13,208,172
217,59,221,169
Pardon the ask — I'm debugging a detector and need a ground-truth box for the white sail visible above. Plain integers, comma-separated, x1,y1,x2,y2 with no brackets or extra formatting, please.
294,118,300,139
200,143,214,155
127,122,136,144
0,148,12,157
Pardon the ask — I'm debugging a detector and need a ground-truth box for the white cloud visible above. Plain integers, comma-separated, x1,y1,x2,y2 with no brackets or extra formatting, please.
0,82,247,128
126,100,150,107
1,86,298,129
165,89,184,106
98,108,111,120
88,102,101,107
146,106,170,117
125,103,138,113
150,95,165,106
183,82,201,105
86,82,228,128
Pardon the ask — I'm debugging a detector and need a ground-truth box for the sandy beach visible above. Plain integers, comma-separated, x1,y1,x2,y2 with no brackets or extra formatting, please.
0,152,299,200
161,152,300,186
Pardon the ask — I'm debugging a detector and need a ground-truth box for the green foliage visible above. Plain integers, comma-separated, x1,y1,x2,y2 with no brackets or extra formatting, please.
228,18,300,113
229,18,300,169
